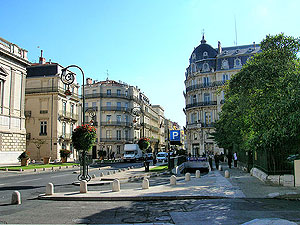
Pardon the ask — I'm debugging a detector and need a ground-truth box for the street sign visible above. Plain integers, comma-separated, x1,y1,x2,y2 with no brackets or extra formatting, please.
170,130,180,141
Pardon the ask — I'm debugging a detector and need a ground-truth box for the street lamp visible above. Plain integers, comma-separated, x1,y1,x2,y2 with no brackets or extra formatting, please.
61,65,90,181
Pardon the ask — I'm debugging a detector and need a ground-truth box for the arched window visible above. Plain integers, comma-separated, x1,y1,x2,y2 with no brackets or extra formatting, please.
203,51,208,59
234,58,242,68
221,59,229,70
202,63,210,72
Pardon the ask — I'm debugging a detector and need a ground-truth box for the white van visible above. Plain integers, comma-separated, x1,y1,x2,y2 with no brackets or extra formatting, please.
123,144,144,162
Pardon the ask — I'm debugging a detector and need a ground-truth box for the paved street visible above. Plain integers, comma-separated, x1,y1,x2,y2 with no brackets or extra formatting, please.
1,162,300,224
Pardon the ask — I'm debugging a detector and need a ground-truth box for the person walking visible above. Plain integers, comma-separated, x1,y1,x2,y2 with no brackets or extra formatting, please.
233,152,238,168
227,152,232,168
208,153,213,170
214,153,220,170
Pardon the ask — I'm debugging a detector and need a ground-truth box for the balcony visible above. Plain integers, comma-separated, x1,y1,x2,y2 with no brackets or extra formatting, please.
100,106,131,113
58,110,79,121
100,121,133,127
25,86,80,99
85,92,133,100
99,138,134,143
186,81,226,92
85,106,98,112
186,101,217,109
186,122,215,129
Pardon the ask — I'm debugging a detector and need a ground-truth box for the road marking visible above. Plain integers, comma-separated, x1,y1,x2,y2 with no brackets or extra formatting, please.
51,174,71,178
15,178,42,183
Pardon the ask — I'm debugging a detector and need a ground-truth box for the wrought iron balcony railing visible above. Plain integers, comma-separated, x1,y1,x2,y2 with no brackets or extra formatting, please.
186,101,217,109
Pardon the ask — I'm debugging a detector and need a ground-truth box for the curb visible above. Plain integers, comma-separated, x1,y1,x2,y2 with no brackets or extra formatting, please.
38,194,229,201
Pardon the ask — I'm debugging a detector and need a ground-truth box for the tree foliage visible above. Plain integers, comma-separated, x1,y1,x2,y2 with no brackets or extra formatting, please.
213,34,300,158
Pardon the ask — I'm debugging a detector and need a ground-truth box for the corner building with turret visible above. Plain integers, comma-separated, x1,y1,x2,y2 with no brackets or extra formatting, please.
184,35,261,156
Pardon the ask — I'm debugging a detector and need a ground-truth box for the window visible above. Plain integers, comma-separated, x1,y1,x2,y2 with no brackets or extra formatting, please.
117,89,121,96
125,115,129,123
222,74,229,82
194,133,198,140
192,95,197,104
117,130,121,140
124,103,128,110
92,102,97,109
117,102,121,110
70,123,74,135
116,115,121,124
202,63,209,72
107,89,111,95
40,121,47,135
63,102,67,116
124,130,129,139
106,102,111,110
117,145,121,154
203,77,210,86
70,144,74,154
0,80,3,111
191,113,197,124
221,59,229,69
71,86,74,94
106,130,112,139
106,115,111,123
204,93,210,104
70,104,74,117
203,51,208,58
92,89,97,96
125,90,128,97
234,58,242,68
85,102,88,109
62,122,66,136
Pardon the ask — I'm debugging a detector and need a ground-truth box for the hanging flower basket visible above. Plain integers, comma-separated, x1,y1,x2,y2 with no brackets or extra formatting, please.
138,137,150,151
72,124,97,152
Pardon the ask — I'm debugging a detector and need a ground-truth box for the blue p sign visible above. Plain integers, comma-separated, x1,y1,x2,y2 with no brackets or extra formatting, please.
170,130,180,141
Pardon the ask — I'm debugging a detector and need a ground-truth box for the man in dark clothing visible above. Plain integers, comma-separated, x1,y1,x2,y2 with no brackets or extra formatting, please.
227,153,233,168
214,153,220,170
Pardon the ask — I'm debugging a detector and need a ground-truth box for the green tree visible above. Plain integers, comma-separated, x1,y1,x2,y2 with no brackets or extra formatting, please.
213,33,300,173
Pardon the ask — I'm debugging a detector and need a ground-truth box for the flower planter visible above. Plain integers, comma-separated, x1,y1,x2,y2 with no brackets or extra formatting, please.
21,158,29,166
43,157,51,164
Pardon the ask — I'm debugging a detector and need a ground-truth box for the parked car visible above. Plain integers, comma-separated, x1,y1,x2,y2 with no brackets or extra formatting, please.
156,152,168,162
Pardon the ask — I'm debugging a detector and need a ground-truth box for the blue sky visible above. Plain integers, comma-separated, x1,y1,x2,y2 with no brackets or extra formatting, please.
1,0,299,127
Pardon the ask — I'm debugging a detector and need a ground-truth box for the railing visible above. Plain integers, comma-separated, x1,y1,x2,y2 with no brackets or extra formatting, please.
186,81,226,92
100,106,131,112
85,92,133,100
85,106,98,111
186,122,215,129
100,121,133,127
25,86,80,98
99,138,134,143
40,110,48,114
186,101,217,109
58,110,79,121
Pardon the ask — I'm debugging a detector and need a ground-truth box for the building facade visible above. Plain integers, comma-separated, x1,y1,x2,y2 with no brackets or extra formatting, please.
0,37,30,164
83,78,166,159
184,35,261,156
25,55,80,161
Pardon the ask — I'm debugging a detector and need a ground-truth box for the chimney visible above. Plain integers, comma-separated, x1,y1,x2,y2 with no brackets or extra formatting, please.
218,41,222,54
253,42,256,50
39,50,46,64
86,78,93,85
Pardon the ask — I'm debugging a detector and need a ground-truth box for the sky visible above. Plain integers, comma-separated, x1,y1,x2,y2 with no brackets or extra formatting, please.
1,0,300,127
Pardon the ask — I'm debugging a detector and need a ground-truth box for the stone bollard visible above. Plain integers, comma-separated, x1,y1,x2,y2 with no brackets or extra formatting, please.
46,183,54,195
131,166,134,169
196,170,201,178
59,166,62,169
43,168,46,171
11,191,21,205
100,172,104,177
80,180,88,193
118,169,121,172
72,165,75,168
112,179,120,192
170,175,177,185
122,168,126,171
19,168,23,172
113,170,116,174
5,168,8,172
225,170,230,178
128,167,130,170
34,168,37,172
92,174,96,178
185,173,191,182
142,178,150,189
218,165,222,171
107,171,110,175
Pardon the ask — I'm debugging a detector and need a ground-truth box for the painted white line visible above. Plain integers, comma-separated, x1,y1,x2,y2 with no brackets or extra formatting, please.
15,178,42,183
51,174,70,178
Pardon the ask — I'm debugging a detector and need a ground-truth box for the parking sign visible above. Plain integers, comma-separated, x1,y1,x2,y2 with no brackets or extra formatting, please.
170,130,180,141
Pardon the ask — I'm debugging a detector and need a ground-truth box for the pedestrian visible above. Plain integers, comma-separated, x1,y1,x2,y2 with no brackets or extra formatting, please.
233,152,238,168
214,153,219,170
208,153,213,170
153,155,157,165
227,152,232,169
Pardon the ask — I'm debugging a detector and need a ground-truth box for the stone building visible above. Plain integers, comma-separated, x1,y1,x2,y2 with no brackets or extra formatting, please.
83,78,166,159
0,37,30,164
25,53,80,161
184,35,261,156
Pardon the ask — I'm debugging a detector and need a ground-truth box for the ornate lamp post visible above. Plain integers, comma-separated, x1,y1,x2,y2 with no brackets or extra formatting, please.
61,65,90,181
